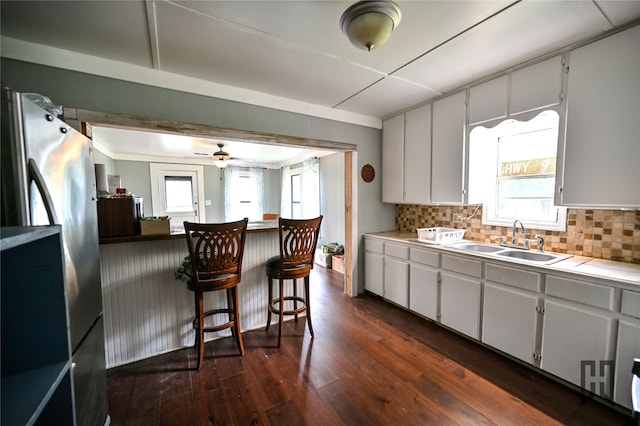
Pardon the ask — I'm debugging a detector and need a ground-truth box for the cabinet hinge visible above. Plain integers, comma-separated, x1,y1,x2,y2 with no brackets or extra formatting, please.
535,305,545,314
437,272,442,285
533,352,542,362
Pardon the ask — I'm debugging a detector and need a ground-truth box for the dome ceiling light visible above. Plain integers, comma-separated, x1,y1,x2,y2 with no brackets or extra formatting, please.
339,0,402,52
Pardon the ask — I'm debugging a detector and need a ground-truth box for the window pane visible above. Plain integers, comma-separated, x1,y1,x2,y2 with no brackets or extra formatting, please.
497,198,557,222
291,174,301,202
498,177,555,198
165,176,193,212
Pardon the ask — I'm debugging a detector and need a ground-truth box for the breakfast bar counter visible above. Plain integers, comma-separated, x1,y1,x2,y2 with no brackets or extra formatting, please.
99,222,280,367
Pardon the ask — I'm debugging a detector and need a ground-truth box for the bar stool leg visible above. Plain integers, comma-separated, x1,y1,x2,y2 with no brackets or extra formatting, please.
232,286,245,355
278,278,284,348
304,275,314,338
293,278,299,322
195,291,205,370
266,277,273,332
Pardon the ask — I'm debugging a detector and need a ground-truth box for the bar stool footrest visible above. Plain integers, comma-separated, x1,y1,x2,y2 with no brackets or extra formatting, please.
269,295,307,316
192,308,236,333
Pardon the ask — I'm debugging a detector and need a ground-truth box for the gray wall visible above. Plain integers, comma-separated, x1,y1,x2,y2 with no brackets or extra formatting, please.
1,58,395,292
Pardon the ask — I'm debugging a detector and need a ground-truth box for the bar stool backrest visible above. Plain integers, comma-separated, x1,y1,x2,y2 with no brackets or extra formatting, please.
184,218,249,283
278,216,323,271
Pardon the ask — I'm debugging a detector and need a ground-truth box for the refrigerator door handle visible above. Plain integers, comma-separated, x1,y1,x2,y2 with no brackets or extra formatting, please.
28,157,59,224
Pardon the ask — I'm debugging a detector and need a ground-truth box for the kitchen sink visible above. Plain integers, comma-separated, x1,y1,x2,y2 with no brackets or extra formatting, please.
446,242,504,253
444,241,571,265
494,250,564,263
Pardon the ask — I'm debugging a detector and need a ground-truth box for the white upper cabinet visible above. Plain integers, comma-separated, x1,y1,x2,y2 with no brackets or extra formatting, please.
511,55,564,116
432,91,467,204
381,113,404,203
382,105,432,204
558,26,640,208
403,104,432,204
469,55,564,126
468,75,508,125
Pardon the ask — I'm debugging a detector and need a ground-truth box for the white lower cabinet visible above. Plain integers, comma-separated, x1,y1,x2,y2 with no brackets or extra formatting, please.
365,251,384,296
409,264,439,320
364,237,384,296
614,288,640,410
540,299,616,393
614,319,640,410
483,283,540,365
440,271,482,339
384,243,409,307
409,247,440,320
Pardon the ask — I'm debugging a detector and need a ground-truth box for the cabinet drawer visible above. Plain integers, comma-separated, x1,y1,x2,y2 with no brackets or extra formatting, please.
621,290,640,319
486,263,541,292
364,238,384,254
385,243,409,260
410,247,439,267
546,275,615,311
442,254,482,278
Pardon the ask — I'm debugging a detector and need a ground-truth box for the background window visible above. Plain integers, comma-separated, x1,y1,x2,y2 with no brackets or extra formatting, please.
164,176,194,212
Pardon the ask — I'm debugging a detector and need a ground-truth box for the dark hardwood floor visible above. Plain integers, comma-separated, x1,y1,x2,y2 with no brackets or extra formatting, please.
107,266,634,425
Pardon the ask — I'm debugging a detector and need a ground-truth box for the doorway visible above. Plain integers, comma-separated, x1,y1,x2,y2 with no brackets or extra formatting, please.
74,109,358,296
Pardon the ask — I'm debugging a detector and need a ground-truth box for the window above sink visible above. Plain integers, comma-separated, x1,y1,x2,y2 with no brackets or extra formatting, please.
469,110,567,232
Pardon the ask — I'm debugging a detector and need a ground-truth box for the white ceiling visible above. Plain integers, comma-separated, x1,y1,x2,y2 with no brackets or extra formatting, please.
2,0,639,166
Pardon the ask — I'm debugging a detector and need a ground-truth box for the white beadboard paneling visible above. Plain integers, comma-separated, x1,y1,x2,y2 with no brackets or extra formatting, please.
100,232,282,368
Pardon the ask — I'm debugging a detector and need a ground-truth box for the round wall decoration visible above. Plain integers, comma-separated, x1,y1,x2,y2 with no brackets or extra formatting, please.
361,163,375,183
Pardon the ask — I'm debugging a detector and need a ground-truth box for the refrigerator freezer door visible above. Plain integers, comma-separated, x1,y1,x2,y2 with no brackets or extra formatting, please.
20,95,103,353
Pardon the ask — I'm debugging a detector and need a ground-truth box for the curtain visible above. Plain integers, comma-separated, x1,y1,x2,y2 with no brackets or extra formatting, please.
301,158,320,218
224,166,265,221
280,164,292,218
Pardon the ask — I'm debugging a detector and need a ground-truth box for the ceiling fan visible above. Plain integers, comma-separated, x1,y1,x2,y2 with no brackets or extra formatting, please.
190,143,236,168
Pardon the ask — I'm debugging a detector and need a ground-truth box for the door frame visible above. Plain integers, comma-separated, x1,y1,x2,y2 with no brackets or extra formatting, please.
71,109,358,296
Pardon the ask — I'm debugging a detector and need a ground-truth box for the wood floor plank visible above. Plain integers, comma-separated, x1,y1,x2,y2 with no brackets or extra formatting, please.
107,266,634,425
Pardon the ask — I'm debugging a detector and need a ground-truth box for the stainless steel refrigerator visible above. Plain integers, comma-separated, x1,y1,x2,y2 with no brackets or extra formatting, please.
1,87,108,425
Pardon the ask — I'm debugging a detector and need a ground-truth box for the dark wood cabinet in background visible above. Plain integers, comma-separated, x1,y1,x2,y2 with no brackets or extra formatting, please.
97,197,143,238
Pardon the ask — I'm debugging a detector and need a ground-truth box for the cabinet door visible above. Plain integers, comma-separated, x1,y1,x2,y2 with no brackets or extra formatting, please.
511,55,563,115
409,264,439,320
541,299,615,395
365,252,384,296
440,272,481,339
468,75,508,125
559,26,640,207
403,104,431,203
384,257,408,308
432,91,467,204
382,114,405,203
483,283,539,365
614,319,640,410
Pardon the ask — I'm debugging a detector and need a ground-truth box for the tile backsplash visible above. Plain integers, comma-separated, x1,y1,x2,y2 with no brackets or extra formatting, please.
396,205,640,264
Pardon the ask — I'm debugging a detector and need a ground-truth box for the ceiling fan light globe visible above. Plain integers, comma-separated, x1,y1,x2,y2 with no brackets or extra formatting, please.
213,158,227,169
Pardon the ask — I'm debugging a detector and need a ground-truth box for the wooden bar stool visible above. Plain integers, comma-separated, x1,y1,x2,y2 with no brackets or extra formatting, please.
184,218,248,369
265,216,322,347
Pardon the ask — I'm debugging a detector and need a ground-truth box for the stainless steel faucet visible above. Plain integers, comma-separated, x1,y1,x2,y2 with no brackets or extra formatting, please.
512,219,525,246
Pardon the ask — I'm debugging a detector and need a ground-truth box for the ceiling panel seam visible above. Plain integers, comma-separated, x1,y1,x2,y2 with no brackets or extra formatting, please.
388,0,523,77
